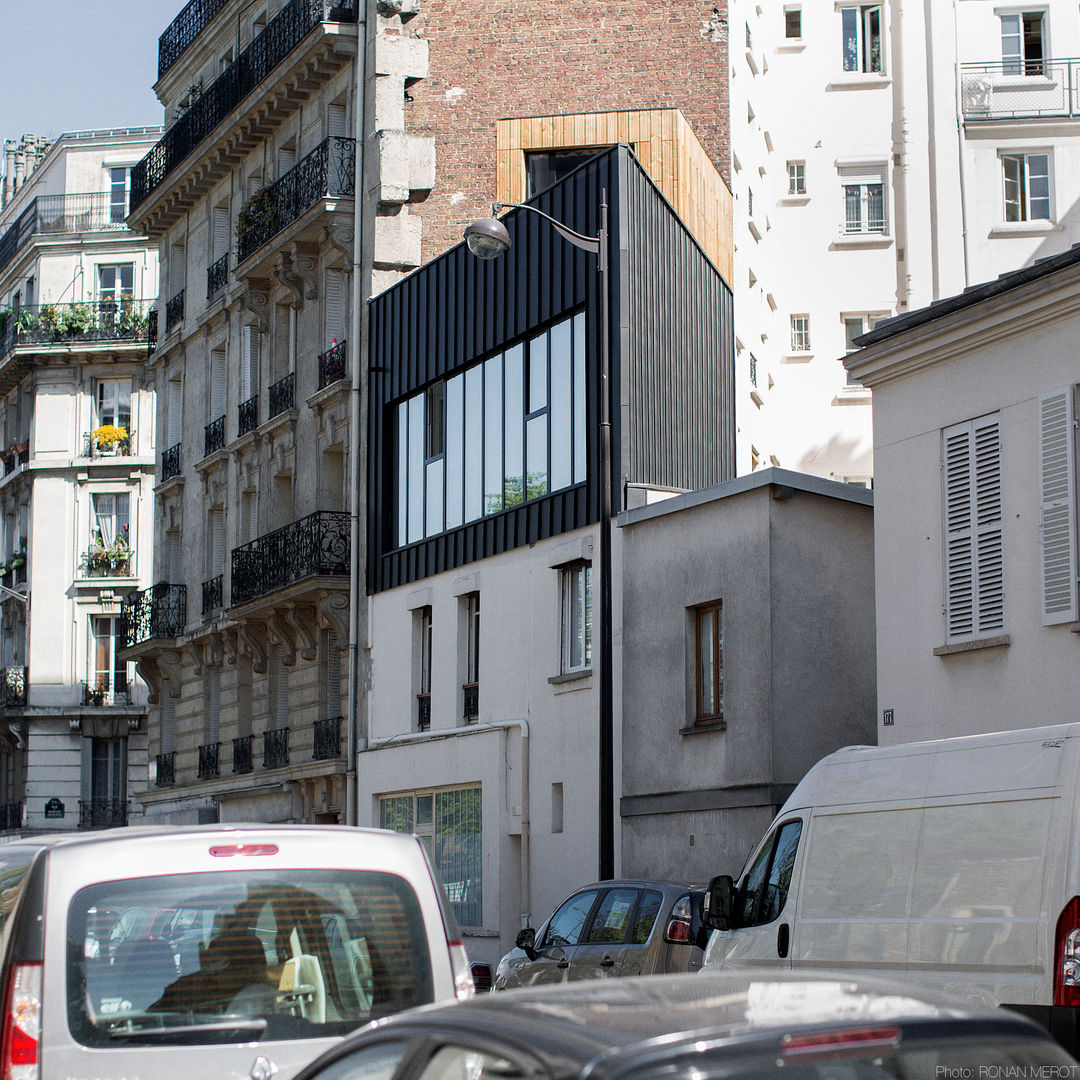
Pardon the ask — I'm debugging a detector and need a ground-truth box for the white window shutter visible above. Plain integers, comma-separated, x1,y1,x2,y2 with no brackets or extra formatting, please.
211,507,225,575
943,422,974,640
325,270,344,348
210,348,227,419
241,326,260,401
213,206,230,260
328,102,347,138
1039,388,1078,624
973,417,1004,634
167,378,183,447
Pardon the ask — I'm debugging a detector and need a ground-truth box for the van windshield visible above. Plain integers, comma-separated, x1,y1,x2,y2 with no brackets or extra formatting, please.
67,868,435,1047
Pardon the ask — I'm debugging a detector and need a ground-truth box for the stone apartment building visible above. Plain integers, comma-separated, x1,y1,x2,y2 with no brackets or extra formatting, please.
0,127,161,835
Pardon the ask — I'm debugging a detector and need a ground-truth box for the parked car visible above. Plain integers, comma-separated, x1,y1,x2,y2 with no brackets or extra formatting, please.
494,880,707,989
699,722,1080,1054
291,969,1078,1080
0,824,474,1080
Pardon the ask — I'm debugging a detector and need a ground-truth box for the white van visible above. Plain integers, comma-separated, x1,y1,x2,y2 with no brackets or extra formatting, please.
0,824,474,1080
700,723,1080,1052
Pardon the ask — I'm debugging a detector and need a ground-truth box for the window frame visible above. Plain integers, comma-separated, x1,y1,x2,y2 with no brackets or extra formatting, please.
89,615,128,702
790,314,811,353
839,166,888,236
1001,151,1052,223
784,7,802,40
694,601,724,725
840,4,883,74
1000,11,1045,76
560,562,593,675
787,160,806,196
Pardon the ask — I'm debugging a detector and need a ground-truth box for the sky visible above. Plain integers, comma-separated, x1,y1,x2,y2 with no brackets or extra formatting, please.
0,0,182,143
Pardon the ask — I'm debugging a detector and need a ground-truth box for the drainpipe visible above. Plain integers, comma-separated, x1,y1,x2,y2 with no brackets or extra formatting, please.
346,0,373,826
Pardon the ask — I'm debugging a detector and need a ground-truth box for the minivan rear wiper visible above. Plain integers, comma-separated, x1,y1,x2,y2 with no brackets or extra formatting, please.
106,1014,269,1040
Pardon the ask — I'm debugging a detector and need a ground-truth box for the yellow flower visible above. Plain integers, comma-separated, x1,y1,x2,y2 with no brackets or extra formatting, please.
92,424,127,447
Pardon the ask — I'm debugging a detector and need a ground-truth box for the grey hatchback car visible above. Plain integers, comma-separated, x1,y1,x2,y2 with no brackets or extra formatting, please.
493,880,707,989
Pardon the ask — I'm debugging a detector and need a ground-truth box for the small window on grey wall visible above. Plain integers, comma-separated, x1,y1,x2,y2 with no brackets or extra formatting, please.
785,8,802,39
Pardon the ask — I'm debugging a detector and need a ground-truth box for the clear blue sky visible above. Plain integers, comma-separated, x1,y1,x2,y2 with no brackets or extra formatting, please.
0,0,182,141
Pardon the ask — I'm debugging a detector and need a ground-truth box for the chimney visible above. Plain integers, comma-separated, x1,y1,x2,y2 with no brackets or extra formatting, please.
2,140,15,208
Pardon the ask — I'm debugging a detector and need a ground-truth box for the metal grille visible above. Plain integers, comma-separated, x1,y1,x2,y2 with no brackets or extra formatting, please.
233,734,253,774
268,372,295,418
155,751,176,787
158,0,231,79
82,682,130,706
462,683,478,724
161,441,182,481
201,575,223,615
79,799,127,828
204,415,225,457
238,395,259,437
0,666,26,707
417,693,431,731
318,338,347,389
263,727,290,769
165,289,185,335
198,741,220,779
313,716,342,759
122,584,186,647
206,252,229,299
0,300,155,360
961,59,1080,121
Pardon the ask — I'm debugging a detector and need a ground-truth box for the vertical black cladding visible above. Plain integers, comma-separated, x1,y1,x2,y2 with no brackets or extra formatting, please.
367,144,734,594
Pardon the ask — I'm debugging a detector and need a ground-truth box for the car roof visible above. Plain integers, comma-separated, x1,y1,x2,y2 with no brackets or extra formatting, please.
306,970,1042,1080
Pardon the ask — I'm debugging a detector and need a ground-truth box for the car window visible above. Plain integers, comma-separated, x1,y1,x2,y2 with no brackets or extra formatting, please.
67,868,435,1047
630,890,663,945
587,888,638,944
541,890,599,947
415,1045,526,1080
304,1040,409,1080
0,846,38,958
739,819,802,927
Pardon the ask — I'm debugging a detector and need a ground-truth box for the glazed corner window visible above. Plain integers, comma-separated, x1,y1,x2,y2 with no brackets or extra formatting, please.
561,563,592,674
784,8,802,39
790,314,811,352
1001,12,1044,76
694,601,723,724
841,5,882,73
787,160,806,195
1003,153,1050,222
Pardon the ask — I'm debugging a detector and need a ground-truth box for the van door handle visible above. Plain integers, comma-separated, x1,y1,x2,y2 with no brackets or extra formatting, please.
600,956,615,967
777,923,790,959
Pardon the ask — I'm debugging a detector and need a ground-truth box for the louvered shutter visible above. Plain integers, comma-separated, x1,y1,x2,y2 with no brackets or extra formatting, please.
972,417,1004,634
206,668,221,743
167,377,183,447
211,507,225,575
944,423,975,639
241,325,260,401
325,631,341,715
210,348,227,420
160,694,176,754
213,206,229,260
170,244,185,292
328,102,347,138
325,270,345,348
1040,388,1078,624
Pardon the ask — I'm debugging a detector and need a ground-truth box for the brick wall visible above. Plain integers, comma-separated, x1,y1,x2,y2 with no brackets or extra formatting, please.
401,0,730,262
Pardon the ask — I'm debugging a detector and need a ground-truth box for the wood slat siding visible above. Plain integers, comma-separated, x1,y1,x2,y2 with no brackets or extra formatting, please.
368,146,733,594
497,108,733,285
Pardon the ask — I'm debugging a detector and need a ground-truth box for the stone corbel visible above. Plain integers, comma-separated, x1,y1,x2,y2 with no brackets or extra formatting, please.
317,592,349,641
286,603,318,662
275,253,306,311
241,287,270,333
237,621,268,673
135,657,162,705
222,627,239,667
266,611,297,666
290,243,319,301
322,225,353,267
158,649,183,699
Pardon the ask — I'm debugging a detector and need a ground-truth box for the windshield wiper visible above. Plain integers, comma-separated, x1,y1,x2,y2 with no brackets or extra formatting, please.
107,1014,269,1039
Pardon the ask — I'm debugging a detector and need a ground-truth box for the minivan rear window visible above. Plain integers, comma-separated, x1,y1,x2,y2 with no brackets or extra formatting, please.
67,868,435,1046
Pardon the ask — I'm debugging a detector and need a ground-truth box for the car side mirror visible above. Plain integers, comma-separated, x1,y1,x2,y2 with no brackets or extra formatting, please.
515,927,539,961
702,874,735,931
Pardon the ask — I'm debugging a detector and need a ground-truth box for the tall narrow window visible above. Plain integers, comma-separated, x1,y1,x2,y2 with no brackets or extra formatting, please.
209,346,227,424
790,314,811,352
91,616,128,704
96,379,132,430
841,5,882,72
1002,153,1051,222
90,493,130,572
1001,12,1045,75
694,602,723,724
416,606,432,731
109,167,129,224
463,592,479,724
560,564,592,674
166,375,183,449
787,161,806,195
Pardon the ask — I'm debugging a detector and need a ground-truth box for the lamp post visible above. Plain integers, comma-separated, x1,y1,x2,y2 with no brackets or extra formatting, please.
465,197,615,880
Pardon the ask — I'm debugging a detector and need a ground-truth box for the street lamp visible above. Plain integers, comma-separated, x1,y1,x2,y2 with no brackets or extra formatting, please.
465,197,615,880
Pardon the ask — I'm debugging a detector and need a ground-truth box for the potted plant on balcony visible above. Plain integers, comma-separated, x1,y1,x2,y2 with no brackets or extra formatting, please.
38,303,63,337
91,424,128,456
236,187,278,252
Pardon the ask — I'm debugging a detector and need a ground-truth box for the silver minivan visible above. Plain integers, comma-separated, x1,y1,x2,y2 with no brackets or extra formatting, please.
0,824,474,1080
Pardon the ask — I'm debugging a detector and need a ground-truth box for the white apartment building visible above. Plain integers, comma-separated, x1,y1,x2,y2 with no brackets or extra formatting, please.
0,127,161,834
731,0,1080,483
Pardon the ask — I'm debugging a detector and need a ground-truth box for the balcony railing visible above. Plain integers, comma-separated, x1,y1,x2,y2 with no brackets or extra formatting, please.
155,751,176,787
162,441,182,481
318,339,346,390
148,309,158,355
231,510,349,606
961,58,1080,120
82,681,131,706
268,372,295,419
202,574,223,615
0,192,130,282
133,0,360,212
79,798,127,828
82,544,132,578
233,733,253,774
122,583,186,648
236,136,356,264
463,682,479,724
0,300,154,359
84,428,135,458
207,252,228,299
417,692,430,732
158,0,231,79
165,289,185,335
313,716,342,759
0,667,26,708
0,802,21,830
238,395,259,437
204,415,225,457
264,727,290,770
198,741,220,779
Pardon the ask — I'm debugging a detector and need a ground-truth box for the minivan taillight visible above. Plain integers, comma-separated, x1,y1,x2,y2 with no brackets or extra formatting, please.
665,894,693,944
449,941,475,1001
2,963,42,1080
1054,897,1080,1006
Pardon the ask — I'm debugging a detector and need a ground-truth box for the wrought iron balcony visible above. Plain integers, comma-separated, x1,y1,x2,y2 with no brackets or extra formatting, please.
155,751,176,787
238,395,259,437
0,667,26,708
233,733,253,774
82,543,132,578
313,716,342,759
148,309,158,354
133,0,360,212
318,339,346,390
417,692,430,732
0,802,21,830
0,192,131,282
79,798,127,828
236,136,356,264
204,415,225,457
202,574,223,615
122,583,186,648
207,252,228,299
0,300,154,360
162,441,182,481
961,58,1080,120
165,289,185,335
463,682,479,724
268,372,295,419
230,510,349,606
198,741,220,779
263,727,290,770
82,681,131,706
158,0,231,79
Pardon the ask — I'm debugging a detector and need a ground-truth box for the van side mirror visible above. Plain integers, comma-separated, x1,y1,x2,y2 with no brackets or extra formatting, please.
515,927,539,961
702,875,735,931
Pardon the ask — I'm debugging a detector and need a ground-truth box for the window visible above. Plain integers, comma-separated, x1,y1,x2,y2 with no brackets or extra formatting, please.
109,167,129,224
462,592,479,723
90,616,128,704
90,492,130,562
380,786,482,926
841,171,887,234
98,264,134,302
790,314,811,352
785,8,802,39
542,889,599,946
1001,12,1044,76
738,819,803,926
841,5,882,72
1002,152,1050,222
415,606,432,731
526,149,605,198
561,563,592,674
787,160,806,195
90,737,125,808
694,601,723,724
942,415,1004,642
95,379,131,429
